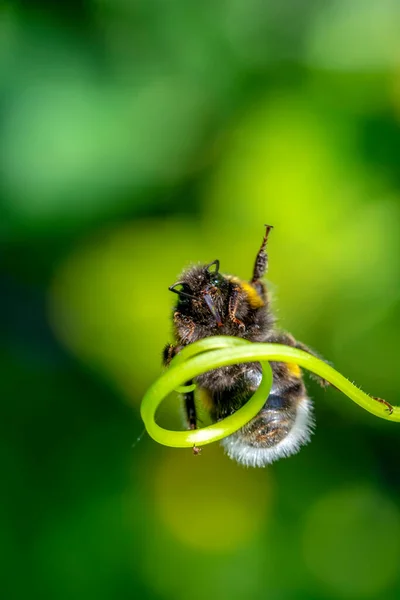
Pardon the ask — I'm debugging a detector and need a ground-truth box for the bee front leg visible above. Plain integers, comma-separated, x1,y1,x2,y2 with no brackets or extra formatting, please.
162,343,182,367
173,311,196,344
228,285,245,331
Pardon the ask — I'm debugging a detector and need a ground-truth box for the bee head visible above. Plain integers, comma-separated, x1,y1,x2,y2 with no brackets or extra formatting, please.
169,260,230,328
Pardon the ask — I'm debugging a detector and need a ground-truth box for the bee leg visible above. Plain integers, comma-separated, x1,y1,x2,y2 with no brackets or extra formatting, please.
183,385,202,455
292,339,333,388
162,343,182,367
228,286,245,330
251,224,273,285
183,386,197,429
371,395,394,415
173,311,196,343
269,332,332,388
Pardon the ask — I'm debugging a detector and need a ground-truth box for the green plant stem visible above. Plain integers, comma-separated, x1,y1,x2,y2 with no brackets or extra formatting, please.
140,337,399,449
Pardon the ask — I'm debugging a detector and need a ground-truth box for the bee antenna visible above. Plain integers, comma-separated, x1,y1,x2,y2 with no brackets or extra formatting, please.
169,282,197,300
205,259,220,274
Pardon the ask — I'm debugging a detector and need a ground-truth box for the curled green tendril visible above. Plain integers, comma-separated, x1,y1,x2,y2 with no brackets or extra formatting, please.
140,337,399,449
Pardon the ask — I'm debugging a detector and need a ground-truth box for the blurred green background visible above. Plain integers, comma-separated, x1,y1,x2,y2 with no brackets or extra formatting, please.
2,1,400,599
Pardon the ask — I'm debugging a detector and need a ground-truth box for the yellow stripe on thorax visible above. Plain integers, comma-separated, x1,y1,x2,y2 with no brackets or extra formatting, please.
227,276,265,309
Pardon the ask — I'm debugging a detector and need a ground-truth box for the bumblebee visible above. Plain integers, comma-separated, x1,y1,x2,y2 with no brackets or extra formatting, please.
163,226,329,467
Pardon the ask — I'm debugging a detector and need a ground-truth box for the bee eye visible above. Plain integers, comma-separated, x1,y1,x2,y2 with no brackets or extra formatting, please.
209,275,220,286
168,282,197,300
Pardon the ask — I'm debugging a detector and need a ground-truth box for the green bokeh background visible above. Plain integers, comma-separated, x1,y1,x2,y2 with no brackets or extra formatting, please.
2,1,400,599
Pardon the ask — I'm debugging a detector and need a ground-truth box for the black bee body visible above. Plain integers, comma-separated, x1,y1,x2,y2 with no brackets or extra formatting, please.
163,227,322,467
